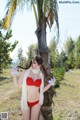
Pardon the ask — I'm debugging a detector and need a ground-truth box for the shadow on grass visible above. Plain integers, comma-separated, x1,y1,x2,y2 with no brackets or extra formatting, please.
0,76,8,82
0,77,9,81
0,76,11,85
60,82,75,88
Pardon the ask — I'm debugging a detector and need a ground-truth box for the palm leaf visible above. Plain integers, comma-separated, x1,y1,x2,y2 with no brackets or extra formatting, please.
45,0,59,40
36,0,44,19
3,0,26,30
43,0,48,16
47,9,54,28
32,3,38,27
3,15,10,29
53,0,59,41
3,0,20,30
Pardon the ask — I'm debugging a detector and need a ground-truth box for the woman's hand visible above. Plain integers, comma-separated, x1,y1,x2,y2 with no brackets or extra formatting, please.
48,77,56,86
11,58,20,76
11,65,18,76
43,77,56,92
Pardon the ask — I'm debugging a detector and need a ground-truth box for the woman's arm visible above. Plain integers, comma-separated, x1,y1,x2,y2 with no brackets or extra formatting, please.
43,84,51,93
43,77,56,92
12,70,25,88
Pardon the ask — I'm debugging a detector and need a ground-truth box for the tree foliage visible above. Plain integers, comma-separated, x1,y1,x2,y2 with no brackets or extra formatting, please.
59,50,68,70
66,51,75,69
49,38,59,68
75,36,80,68
27,44,38,62
64,37,75,56
3,0,59,37
64,37,75,69
17,47,27,67
0,20,18,71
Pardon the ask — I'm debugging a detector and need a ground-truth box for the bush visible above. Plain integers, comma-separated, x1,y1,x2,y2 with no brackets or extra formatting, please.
51,67,65,88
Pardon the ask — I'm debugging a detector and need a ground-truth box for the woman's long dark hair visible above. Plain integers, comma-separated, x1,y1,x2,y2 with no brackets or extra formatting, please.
40,64,53,79
18,61,32,70
18,55,53,79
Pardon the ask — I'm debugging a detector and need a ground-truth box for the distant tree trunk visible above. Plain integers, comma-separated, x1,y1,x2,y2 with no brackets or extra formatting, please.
35,17,55,120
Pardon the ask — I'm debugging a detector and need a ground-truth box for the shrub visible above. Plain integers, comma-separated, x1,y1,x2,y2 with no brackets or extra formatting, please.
51,67,65,88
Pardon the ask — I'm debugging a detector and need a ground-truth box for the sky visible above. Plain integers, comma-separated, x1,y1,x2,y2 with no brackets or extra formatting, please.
0,0,80,60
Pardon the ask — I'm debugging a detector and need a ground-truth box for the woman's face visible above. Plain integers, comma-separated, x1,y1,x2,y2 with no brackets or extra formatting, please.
32,59,41,69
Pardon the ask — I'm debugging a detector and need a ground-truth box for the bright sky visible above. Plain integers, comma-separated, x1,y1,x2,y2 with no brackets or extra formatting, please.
0,0,80,60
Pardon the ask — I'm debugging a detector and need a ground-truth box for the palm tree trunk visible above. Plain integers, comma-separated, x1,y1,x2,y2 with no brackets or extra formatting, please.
35,17,49,69
35,16,55,120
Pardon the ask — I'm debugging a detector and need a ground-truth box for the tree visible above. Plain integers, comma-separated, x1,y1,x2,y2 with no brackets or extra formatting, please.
18,47,23,61
0,20,18,72
65,37,75,56
66,51,75,69
3,0,59,119
59,50,68,71
27,43,38,61
17,47,27,67
49,38,59,68
64,37,75,69
3,0,59,65
75,36,80,68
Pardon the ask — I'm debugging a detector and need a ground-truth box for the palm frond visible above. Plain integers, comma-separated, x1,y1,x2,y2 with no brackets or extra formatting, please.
44,0,59,40
36,0,44,19
47,8,54,28
4,0,17,30
3,0,23,30
43,0,48,16
53,0,59,41
32,3,38,27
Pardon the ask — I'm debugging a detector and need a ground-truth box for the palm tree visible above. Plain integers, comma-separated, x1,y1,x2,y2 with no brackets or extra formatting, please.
3,0,59,120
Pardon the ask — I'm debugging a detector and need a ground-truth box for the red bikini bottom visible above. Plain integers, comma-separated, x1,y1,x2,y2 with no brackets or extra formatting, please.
27,100,39,107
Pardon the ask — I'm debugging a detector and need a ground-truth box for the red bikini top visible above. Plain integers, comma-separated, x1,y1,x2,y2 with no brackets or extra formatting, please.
26,77,42,87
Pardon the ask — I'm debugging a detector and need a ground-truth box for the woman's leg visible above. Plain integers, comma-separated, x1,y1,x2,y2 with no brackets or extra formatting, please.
31,103,41,120
22,107,30,120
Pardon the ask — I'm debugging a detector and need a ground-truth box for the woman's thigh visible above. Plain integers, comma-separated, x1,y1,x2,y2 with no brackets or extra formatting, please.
22,107,30,120
31,103,41,120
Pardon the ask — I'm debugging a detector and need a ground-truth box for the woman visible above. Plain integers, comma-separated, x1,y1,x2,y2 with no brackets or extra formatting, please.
12,55,55,120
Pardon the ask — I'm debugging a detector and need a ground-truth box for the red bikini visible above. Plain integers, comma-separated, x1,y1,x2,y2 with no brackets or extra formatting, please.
27,100,39,107
26,77,41,87
26,77,42,107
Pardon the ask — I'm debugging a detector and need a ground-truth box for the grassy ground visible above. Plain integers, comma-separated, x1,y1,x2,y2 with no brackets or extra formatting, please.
52,69,80,120
0,69,22,120
0,69,80,120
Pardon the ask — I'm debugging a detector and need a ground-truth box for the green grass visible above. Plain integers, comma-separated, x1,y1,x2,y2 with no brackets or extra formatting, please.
0,69,22,120
0,69,80,120
52,69,80,120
